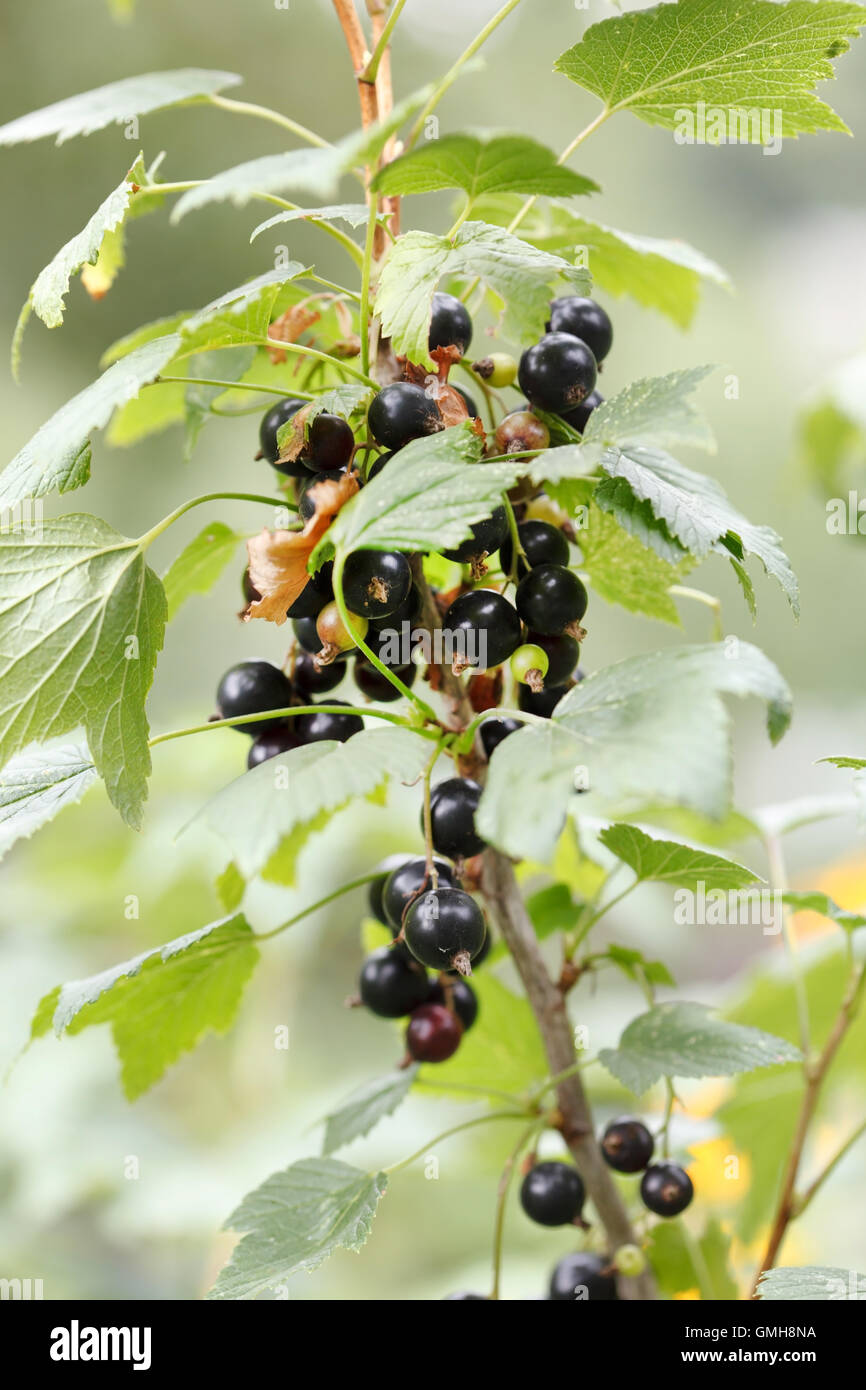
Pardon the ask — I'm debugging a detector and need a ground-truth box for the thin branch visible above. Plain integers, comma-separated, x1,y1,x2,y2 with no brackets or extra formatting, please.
332,0,379,131
794,1115,866,1217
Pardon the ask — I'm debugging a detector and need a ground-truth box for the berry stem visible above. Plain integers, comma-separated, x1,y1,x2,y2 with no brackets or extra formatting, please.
207,92,332,148
248,338,378,388
502,498,526,586
421,747,440,888
565,880,638,959
490,1116,546,1300
149,703,430,748
137,491,296,550
383,1110,530,1176
254,871,386,941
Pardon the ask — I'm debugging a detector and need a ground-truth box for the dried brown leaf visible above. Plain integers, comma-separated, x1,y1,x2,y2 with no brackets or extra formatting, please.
245,471,359,624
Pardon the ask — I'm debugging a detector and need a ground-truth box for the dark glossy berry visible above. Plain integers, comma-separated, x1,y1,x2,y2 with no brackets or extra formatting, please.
427,777,485,858
444,589,522,671
292,649,346,697
369,383,443,451
427,976,478,1031
242,567,261,605
216,661,293,736
368,582,421,633
296,701,364,744
640,1162,694,1217
293,615,323,654
299,471,343,524
454,385,479,419
247,723,302,768
343,549,412,619
525,631,580,686
549,1252,617,1302
601,1118,655,1174
444,507,508,565
306,412,355,471
429,291,473,355
516,564,587,635
403,887,487,974
445,924,491,974
518,682,570,718
382,856,456,931
520,1162,585,1227
547,297,613,364
285,561,334,620
368,854,413,924
367,449,395,480
494,410,550,458
259,397,305,472
560,390,603,436
479,716,524,759
359,946,431,1018
406,1002,462,1063
499,520,569,579
354,654,417,702
518,333,597,415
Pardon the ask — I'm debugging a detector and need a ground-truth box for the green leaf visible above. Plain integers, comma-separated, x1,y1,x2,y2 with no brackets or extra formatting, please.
0,743,97,860
372,133,598,201
208,1158,387,1300
418,972,547,1098
525,882,583,940
250,203,374,242
375,222,589,367
100,312,192,367
174,266,309,358
31,914,258,1099
757,1266,866,1301
0,69,242,145
598,1001,801,1095
180,346,257,458
585,367,716,452
192,727,433,885
0,334,180,505
799,355,866,491
606,945,676,990
162,521,242,620
819,755,866,771
0,514,166,827
782,891,866,932
323,424,521,559
648,1219,739,1300
478,642,792,862
578,504,684,625
105,379,187,447
599,823,761,891
555,0,866,138
322,1068,418,1155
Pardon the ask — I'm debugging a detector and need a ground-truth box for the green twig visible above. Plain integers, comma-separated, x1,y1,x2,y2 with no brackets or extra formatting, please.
254,872,384,940
361,0,410,83
149,703,429,748
384,1110,529,1176
138,491,293,550
208,92,331,148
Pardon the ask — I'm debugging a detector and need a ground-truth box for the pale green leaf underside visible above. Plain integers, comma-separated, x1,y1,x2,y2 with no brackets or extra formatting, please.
208,1158,387,1299
757,1266,866,1301
585,367,716,453
599,823,761,891
322,1068,418,1155
0,742,97,861
250,203,373,242
162,521,242,620
372,133,598,201
555,0,866,137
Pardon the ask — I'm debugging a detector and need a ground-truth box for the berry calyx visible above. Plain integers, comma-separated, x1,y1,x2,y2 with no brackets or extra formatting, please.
518,333,598,415
296,701,364,744
520,1161,585,1227
560,389,603,436
614,1244,647,1278
367,581,421,633
428,291,473,355
493,410,550,458
259,397,305,472
443,588,522,672
292,649,346,697
403,887,487,974
427,976,478,1031
443,507,508,566
549,1252,617,1302
511,642,549,692
547,296,613,365
382,856,457,931
353,654,417,702
359,945,431,1018
515,563,588,636
215,661,293,736
405,1002,463,1063
524,631,579,686
600,1118,655,1174
315,601,369,662
368,383,444,451
499,519,569,579
472,352,517,388
640,1162,694,1217
247,723,302,769
342,548,412,619
479,716,524,759
427,777,486,859
305,412,355,471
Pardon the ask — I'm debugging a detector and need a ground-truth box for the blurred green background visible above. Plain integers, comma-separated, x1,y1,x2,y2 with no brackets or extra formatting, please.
2,0,866,1301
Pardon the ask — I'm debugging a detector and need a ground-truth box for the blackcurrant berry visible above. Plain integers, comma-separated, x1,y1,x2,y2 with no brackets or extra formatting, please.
427,976,478,1031
215,661,293,736
382,856,456,931
453,385,480,419
549,1252,617,1301
354,654,417,702
524,631,579,686
403,887,487,974
546,297,613,365
427,777,486,859
359,946,431,1018
640,1162,694,1217
479,716,524,759
600,1118,655,1174
368,854,413,924
520,1162,585,1227
342,549,412,620
443,589,522,671
518,682,570,718
367,449,395,481
242,567,261,605
285,561,334,620
292,615,323,654
368,383,443,451
560,390,603,436
315,601,368,656
515,564,588,635
499,520,569,579
405,1002,462,1063
368,582,421,633
299,471,343,524
518,333,597,415
305,412,355,471
445,924,491,973
493,410,550,458
429,290,473,356
293,649,346,697
444,507,508,565
247,723,302,768
259,397,305,470
296,701,364,744
511,643,549,690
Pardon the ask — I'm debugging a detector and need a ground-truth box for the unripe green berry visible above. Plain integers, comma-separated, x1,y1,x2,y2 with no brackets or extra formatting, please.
615,1244,647,1277
511,643,549,691
472,352,518,389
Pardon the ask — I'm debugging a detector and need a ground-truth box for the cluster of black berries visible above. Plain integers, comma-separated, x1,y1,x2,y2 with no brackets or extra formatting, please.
359,851,491,1064
601,1115,694,1219
214,657,364,768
